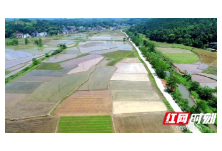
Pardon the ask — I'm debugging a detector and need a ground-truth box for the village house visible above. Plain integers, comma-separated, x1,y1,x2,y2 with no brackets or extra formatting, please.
62,29,69,34
110,26,116,30
31,31,38,37
23,34,31,38
16,32,23,38
37,32,47,37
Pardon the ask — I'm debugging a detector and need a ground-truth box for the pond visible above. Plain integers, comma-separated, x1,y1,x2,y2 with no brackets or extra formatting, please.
177,84,196,107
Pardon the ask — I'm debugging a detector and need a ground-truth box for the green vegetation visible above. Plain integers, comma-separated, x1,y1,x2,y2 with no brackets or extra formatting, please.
166,73,178,91
5,61,41,85
36,63,63,70
5,18,147,38
5,70,11,75
126,51,136,58
5,39,19,46
164,53,199,64
51,44,67,56
128,18,217,49
24,38,29,45
202,66,217,75
74,41,80,47
34,38,43,47
102,50,133,66
129,32,217,132
58,116,113,133
32,58,41,65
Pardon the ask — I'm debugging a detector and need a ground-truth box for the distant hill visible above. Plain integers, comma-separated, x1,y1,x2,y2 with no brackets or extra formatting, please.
127,18,217,48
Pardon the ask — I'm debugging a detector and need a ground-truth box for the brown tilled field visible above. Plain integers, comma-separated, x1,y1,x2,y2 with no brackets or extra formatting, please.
53,90,112,116
193,48,217,66
5,116,58,133
113,112,182,133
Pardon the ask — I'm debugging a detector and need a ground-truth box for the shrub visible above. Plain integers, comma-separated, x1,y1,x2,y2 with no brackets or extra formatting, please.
189,81,200,91
45,53,50,57
197,86,214,100
32,58,41,65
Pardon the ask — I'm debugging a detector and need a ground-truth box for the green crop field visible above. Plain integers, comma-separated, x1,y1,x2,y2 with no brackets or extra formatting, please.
102,50,134,66
164,53,199,64
36,63,64,70
126,51,136,58
58,116,113,133
202,66,217,75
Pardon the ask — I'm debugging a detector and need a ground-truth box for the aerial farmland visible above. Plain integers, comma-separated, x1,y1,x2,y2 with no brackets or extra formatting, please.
5,18,217,133
5,29,180,133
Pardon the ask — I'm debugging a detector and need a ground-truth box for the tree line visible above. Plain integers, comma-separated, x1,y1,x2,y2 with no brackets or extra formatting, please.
128,18,217,49
130,34,217,130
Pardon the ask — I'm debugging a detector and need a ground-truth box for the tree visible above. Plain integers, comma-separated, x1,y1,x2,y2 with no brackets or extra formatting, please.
34,38,43,47
24,38,29,45
45,53,50,57
58,44,67,50
32,58,40,65
166,73,178,91
189,81,200,91
34,40,39,45
197,86,214,100
148,42,155,52
38,38,43,47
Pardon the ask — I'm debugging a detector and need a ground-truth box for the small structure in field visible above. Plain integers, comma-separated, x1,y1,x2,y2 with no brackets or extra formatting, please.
16,32,23,38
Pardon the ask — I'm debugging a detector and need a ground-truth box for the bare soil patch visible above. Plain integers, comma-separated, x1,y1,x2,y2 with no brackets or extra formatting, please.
53,91,112,116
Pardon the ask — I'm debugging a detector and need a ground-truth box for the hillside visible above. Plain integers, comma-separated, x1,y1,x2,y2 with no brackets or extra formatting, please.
127,18,217,48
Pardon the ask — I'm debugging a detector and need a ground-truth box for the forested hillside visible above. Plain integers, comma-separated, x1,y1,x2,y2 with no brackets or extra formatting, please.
127,18,217,48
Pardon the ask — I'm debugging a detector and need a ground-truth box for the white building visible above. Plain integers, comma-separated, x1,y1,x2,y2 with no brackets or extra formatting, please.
23,34,31,38
37,32,47,37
